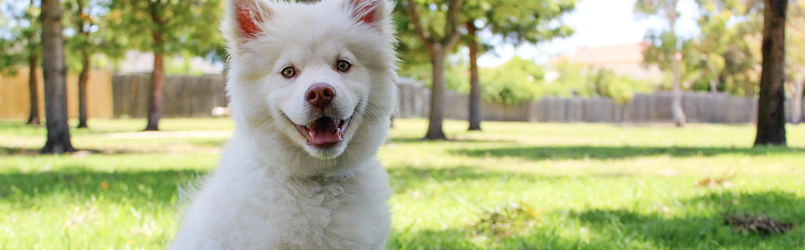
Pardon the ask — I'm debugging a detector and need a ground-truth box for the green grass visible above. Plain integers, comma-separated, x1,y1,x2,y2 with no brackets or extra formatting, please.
1,118,804,249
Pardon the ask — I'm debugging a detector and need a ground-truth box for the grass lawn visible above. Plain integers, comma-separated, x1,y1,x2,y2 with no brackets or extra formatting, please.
1,118,804,249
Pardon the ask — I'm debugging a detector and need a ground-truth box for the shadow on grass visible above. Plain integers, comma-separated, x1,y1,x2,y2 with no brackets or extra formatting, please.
387,166,524,193
386,166,633,194
0,121,43,130
0,168,207,206
184,138,229,148
0,137,227,156
0,121,124,136
385,137,516,144
388,191,805,249
564,191,805,249
452,146,805,161
0,146,153,156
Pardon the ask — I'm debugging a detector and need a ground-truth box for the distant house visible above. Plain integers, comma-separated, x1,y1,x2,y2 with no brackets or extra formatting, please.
116,50,224,75
553,43,663,82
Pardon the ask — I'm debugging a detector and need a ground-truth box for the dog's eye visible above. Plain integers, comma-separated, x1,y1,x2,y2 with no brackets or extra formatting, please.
281,67,296,78
336,60,350,72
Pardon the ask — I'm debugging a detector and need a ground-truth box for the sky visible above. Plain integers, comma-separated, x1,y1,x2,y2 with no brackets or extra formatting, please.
476,0,702,67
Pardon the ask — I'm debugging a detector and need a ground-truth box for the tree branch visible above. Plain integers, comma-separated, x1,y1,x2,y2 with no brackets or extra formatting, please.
404,0,435,52
76,0,91,36
442,0,463,51
659,0,678,27
444,29,461,52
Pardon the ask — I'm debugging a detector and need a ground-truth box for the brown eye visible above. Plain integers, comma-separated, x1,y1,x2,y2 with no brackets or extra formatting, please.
336,60,350,72
281,67,296,78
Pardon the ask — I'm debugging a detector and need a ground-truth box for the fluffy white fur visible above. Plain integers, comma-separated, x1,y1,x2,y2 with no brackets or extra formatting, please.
169,0,398,249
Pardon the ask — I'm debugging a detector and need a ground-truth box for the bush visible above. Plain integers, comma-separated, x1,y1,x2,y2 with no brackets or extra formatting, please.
589,68,654,104
548,60,655,104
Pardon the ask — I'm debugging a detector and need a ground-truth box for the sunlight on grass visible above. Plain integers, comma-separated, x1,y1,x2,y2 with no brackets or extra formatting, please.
0,118,803,249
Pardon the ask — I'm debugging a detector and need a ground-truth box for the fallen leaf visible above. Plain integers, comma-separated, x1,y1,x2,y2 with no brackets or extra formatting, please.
724,214,795,235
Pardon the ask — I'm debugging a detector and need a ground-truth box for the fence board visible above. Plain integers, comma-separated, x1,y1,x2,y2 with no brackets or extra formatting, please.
1,67,112,119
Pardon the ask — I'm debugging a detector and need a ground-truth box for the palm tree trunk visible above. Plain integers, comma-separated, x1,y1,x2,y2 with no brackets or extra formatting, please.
754,0,788,146
467,22,482,131
424,46,447,140
77,48,90,128
27,53,40,125
40,0,75,154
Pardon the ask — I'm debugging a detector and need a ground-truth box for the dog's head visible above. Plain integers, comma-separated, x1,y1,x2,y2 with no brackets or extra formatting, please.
223,0,397,165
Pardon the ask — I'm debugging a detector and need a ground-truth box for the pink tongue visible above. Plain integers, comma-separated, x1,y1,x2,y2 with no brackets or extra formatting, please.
309,119,342,145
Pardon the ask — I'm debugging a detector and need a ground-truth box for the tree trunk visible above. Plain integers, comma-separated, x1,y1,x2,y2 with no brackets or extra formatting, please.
145,52,164,131
27,53,40,125
663,3,686,127
77,48,90,128
424,46,447,140
793,79,802,125
467,22,482,131
145,50,164,131
145,2,164,131
670,36,686,127
671,88,686,126
754,0,788,147
710,79,719,93
40,0,75,154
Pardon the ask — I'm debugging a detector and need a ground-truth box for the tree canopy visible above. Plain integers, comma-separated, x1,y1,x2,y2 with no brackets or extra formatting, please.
0,0,40,75
682,0,762,96
63,0,127,72
106,0,223,58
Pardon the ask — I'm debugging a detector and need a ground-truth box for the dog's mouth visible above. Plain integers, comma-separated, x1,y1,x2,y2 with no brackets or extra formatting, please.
293,116,352,148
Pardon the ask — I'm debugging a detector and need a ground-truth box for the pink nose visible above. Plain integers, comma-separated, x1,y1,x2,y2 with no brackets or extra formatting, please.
305,83,336,110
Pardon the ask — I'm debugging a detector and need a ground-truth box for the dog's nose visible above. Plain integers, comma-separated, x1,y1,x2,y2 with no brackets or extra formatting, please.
305,83,336,109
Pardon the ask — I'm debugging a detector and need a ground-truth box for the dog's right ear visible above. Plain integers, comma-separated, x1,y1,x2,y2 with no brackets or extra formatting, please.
225,0,272,46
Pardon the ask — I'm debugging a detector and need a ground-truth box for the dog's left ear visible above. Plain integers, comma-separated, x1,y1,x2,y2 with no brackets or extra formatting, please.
345,0,389,28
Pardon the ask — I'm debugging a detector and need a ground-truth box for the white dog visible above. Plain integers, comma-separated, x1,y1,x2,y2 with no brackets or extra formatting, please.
169,0,398,249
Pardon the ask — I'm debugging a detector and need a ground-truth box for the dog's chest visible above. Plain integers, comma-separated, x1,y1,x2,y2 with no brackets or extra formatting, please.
232,178,370,248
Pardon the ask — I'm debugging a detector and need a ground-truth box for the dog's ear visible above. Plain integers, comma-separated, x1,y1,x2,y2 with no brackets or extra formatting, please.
225,0,272,45
345,0,389,27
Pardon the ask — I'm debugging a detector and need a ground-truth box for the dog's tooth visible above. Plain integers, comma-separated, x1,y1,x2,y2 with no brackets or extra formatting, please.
309,131,314,137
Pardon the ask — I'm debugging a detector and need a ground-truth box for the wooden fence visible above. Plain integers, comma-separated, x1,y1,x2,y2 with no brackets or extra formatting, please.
5,71,803,124
530,93,758,123
397,80,805,124
0,67,113,119
111,74,227,118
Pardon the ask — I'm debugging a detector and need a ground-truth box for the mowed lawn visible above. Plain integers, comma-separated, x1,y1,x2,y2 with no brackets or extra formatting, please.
1,118,804,249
